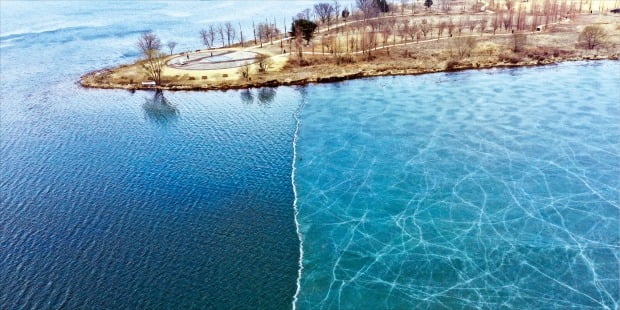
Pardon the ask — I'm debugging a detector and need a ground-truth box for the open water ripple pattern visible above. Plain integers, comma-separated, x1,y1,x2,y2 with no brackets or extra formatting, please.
294,61,620,309
1,2,324,308
0,88,302,309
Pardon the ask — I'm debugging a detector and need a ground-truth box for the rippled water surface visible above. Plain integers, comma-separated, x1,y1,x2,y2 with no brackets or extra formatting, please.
294,62,620,309
1,1,314,308
1,87,303,308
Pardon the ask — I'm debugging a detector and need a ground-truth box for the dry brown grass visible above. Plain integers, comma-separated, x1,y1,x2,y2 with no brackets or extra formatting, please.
81,12,620,90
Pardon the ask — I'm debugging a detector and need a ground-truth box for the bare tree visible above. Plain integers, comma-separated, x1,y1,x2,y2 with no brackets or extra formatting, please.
380,20,391,46
399,19,410,42
217,24,225,47
578,25,607,49
256,23,265,48
478,17,488,36
437,20,447,39
257,22,280,48
315,3,335,29
137,32,162,59
361,27,377,59
516,4,527,31
455,17,465,35
400,0,408,14
420,19,431,38
253,20,257,44
439,0,451,12
403,20,420,41
447,18,456,36
166,41,177,55
503,10,514,30
332,36,351,64
297,8,312,20
224,22,236,47
357,0,380,20
449,36,477,58
492,12,502,34
199,26,216,48
505,0,515,11
467,18,477,33
294,24,304,62
512,33,527,52
333,0,341,22
239,22,244,47
387,17,398,44
141,50,165,83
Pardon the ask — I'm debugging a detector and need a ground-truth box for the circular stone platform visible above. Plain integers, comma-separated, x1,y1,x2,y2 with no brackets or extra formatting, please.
167,50,260,70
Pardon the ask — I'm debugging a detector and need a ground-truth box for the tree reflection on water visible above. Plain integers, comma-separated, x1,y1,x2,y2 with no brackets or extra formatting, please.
142,90,179,124
239,88,277,105
257,88,276,105
240,89,254,104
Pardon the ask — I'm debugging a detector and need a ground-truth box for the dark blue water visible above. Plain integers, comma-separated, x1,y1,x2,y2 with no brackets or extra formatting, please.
0,1,318,308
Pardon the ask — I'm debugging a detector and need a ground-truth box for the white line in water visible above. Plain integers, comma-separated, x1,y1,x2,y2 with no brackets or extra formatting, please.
291,97,305,310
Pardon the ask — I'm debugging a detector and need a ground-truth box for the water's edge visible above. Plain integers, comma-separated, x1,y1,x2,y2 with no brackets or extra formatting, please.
80,56,618,92
291,94,305,310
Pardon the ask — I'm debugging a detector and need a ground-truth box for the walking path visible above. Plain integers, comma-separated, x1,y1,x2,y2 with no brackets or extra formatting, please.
167,49,261,70
166,7,569,72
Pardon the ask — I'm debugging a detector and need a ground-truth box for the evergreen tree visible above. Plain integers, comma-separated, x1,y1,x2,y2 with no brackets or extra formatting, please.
375,0,389,12
290,19,318,44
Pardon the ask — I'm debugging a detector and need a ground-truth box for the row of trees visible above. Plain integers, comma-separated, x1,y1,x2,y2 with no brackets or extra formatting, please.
193,0,569,54
198,0,605,53
199,22,239,49
134,0,609,83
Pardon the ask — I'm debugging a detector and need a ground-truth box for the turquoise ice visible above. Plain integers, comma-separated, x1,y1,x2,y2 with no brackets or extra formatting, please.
294,62,620,309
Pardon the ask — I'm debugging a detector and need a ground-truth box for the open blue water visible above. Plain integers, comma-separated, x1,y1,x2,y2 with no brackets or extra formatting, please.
294,62,620,309
1,1,619,309
0,1,318,308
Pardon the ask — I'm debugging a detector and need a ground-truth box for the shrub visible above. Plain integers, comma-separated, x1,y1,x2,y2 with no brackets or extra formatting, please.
512,33,527,52
578,25,608,50
499,52,522,63
449,36,477,59
445,60,460,70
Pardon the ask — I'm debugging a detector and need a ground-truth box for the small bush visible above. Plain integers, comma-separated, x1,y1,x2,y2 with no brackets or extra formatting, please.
578,25,608,50
512,33,527,52
445,60,460,70
499,52,522,63
334,54,355,65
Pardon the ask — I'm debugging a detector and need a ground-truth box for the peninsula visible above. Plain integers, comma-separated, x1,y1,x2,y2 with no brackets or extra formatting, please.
80,0,620,91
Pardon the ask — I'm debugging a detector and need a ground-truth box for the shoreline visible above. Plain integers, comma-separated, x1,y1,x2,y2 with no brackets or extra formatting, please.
80,13,619,92
80,55,617,92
